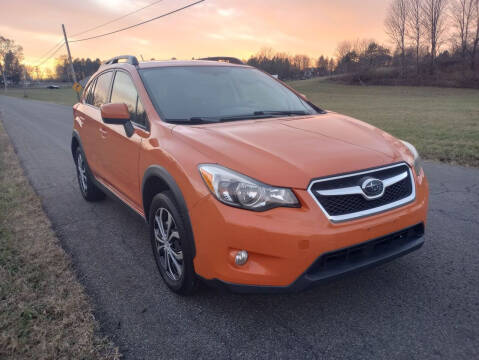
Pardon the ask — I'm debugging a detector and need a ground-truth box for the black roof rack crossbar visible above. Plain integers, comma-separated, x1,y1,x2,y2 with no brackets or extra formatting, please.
103,55,139,66
198,57,243,65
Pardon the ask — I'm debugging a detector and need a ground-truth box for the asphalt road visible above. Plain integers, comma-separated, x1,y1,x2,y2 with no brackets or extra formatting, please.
1,95,478,360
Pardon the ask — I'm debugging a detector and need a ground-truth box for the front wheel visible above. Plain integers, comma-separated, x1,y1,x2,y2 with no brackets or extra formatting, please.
75,147,105,202
149,192,197,295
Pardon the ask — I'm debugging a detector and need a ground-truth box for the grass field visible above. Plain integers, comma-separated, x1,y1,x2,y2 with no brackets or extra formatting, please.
288,79,479,167
0,120,119,359
2,88,77,106
2,80,479,166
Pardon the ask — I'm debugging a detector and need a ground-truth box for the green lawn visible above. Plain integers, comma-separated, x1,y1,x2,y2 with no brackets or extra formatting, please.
2,81,479,166
1,88,77,106
288,79,479,167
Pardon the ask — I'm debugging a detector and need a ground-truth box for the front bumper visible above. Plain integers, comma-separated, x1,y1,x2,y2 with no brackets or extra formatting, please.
200,223,425,293
189,170,428,290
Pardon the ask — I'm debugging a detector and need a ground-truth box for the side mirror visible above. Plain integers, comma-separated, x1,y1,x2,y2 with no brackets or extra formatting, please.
101,103,130,125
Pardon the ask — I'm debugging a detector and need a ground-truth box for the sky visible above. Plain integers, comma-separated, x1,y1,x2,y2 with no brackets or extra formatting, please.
0,0,390,72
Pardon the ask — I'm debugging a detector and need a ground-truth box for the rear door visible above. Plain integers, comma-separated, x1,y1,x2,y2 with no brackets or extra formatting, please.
76,71,113,177
75,78,98,171
99,70,148,207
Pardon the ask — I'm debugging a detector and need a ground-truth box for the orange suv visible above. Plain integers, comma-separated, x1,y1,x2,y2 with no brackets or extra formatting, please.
71,55,428,295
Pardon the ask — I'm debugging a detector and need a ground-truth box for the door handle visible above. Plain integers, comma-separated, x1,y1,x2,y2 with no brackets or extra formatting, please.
99,128,108,138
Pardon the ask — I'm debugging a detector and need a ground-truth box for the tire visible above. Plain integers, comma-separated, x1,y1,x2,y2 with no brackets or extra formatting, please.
75,147,105,202
149,192,197,295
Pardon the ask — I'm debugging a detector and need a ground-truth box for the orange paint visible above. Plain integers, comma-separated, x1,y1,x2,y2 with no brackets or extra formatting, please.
73,60,428,291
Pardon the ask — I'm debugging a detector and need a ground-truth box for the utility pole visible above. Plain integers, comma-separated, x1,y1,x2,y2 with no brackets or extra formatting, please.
62,24,80,101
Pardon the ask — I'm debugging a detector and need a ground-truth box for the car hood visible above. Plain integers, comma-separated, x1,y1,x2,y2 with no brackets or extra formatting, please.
172,112,409,189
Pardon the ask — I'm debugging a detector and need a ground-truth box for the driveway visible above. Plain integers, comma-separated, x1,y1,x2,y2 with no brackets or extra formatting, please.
1,95,478,359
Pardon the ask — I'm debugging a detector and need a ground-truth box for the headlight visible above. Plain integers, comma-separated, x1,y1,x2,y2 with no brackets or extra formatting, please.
400,140,422,176
198,164,299,211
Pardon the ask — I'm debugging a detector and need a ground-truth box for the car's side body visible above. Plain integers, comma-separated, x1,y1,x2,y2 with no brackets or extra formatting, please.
72,59,428,293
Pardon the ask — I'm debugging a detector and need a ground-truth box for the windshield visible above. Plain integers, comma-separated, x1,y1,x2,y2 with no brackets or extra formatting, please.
139,66,318,123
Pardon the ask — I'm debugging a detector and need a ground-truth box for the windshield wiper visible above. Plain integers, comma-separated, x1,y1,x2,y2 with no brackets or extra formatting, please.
253,110,309,116
219,111,309,122
165,117,219,124
219,114,275,122
167,111,311,124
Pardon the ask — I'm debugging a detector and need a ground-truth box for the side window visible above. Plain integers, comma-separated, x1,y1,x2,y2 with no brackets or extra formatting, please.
84,79,96,105
93,71,113,108
110,71,147,127
136,96,147,127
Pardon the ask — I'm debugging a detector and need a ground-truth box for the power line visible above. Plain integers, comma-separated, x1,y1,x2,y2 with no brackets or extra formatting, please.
33,42,65,68
70,0,205,43
30,0,166,67
34,39,64,63
71,0,166,38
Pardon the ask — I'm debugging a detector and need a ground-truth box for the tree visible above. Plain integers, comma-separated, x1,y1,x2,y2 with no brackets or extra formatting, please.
362,42,392,69
386,0,408,77
421,0,449,73
316,56,330,75
470,0,479,70
336,50,361,73
450,0,475,66
328,58,336,74
3,51,23,84
336,40,354,60
55,56,101,81
0,36,23,90
407,0,424,74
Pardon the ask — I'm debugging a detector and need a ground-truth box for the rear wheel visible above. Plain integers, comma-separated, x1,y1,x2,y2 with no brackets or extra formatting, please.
149,192,197,295
75,147,105,202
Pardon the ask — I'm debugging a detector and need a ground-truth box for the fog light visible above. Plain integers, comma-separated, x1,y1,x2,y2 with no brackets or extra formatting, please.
235,250,248,266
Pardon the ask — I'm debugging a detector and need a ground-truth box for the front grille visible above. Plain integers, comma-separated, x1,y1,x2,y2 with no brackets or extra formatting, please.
308,163,415,222
318,176,412,215
306,223,425,278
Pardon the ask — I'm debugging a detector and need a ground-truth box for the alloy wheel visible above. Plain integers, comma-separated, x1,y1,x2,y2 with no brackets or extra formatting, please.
153,207,184,281
77,152,88,193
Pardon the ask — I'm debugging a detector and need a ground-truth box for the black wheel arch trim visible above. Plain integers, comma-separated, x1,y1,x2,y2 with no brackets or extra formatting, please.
71,130,83,159
142,165,196,256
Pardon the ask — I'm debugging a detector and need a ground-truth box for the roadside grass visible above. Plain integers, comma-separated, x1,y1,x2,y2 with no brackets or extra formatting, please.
1,88,77,106
0,120,120,359
288,79,479,167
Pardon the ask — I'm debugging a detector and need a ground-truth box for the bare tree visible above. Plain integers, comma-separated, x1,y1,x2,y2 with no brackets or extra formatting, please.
407,0,424,74
292,54,310,70
336,40,354,60
386,0,408,77
471,0,479,70
422,0,449,73
0,36,23,91
450,0,475,65
257,47,275,60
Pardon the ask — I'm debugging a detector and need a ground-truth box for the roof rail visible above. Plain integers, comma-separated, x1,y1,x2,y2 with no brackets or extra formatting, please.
198,57,244,65
103,55,139,66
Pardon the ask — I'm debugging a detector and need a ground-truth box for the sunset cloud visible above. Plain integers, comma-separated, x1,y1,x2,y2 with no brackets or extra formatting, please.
0,0,390,71
217,8,236,17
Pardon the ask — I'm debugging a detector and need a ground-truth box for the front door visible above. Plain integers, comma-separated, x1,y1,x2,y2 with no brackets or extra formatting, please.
99,70,148,208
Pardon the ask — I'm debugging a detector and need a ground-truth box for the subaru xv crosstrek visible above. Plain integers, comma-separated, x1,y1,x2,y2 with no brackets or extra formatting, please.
71,55,428,295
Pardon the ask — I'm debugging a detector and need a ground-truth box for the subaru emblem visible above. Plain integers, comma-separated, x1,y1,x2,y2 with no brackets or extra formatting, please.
360,177,384,199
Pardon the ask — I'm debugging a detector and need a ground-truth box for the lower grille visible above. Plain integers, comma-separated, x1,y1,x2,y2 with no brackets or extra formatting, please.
308,163,416,222
306,223,425,279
